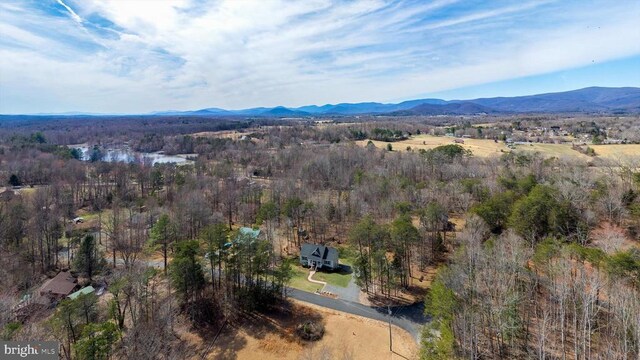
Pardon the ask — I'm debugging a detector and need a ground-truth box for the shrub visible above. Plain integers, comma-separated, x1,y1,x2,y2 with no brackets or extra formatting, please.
296,320,325,341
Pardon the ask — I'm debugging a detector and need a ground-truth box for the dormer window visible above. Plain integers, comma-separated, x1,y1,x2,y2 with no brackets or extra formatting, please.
311,247,321,258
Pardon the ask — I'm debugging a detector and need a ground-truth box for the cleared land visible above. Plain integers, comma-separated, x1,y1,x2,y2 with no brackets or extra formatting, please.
357,134,640,161
591,144,640,159
357,134,508,157
201,301,418,360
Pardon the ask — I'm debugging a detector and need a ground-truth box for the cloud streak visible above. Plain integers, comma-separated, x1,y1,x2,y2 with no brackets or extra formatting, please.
0,0,639,113
56,0,82,23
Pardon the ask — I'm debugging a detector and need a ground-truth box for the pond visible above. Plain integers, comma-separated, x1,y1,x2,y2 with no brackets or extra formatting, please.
69,145,195,165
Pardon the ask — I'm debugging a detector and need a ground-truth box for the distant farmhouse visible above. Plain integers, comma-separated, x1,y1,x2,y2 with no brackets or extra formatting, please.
300,243,339,271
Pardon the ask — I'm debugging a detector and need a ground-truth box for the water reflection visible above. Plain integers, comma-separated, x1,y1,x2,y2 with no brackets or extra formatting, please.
70,145,194,165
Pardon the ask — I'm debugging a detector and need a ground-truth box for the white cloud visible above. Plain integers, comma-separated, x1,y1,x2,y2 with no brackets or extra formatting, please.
0,0,639,113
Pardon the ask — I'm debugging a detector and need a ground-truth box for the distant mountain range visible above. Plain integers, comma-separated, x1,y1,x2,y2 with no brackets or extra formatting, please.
6,87,640,117
152,87,639,117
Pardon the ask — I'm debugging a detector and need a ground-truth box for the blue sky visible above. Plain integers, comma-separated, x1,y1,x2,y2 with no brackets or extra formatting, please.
0,0,639,114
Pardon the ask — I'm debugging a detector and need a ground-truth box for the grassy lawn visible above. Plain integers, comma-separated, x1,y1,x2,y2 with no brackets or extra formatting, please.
289,265,324,292
313,264,353,287
288,257,354,292
76,208,111,221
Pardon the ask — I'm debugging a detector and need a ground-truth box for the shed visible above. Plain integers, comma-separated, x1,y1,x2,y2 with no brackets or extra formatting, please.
68,286,95,300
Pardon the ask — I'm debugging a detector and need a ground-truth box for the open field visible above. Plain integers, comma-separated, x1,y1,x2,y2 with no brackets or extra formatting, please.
357,134,640,161
357,134,509,157
514,143,591,160
591,144,640,159
201,301,418,360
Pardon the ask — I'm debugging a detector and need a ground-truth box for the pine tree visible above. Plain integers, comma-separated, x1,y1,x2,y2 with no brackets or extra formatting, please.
73,235,105,281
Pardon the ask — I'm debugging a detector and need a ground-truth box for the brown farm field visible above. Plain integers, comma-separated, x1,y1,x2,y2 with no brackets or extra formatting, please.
591,144,640,159
357,134,509,157
357,134,640,162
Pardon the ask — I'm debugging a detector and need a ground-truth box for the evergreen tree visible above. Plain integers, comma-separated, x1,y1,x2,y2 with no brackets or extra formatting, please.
8,174,21,187
73,322,120,360
150,214,176,274
169,240,205,304
73,235,105,281
200,223,229,291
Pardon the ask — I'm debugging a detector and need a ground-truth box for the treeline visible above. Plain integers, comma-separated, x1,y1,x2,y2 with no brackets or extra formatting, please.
422,168,640,358
0,115,286,146
423,218,640,359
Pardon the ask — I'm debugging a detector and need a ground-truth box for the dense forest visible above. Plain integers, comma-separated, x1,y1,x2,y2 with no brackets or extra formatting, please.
0,115,638,359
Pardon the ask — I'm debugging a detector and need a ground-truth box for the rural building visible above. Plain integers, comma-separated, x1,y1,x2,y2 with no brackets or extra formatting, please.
300,243,339,271
68,286,95,300
39,271,77,303
238,227,260,239
231,227,262,247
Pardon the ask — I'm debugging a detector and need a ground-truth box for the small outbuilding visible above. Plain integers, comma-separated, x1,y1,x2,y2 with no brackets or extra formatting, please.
300,243,339,271
234,227,261,245
68,286,95,300
238,227,260,239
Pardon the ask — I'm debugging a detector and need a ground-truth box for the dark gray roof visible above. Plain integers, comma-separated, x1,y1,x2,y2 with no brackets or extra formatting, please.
301,243,338,261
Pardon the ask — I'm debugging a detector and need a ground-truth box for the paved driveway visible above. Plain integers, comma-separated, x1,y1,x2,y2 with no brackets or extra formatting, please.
287,287,429,342
323,265,360,302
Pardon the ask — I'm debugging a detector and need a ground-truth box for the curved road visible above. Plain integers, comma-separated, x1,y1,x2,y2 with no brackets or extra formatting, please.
100,255,430,342
287,287,429,342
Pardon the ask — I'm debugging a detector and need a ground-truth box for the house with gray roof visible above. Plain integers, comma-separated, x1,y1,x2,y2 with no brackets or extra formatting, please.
300,243,339,271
